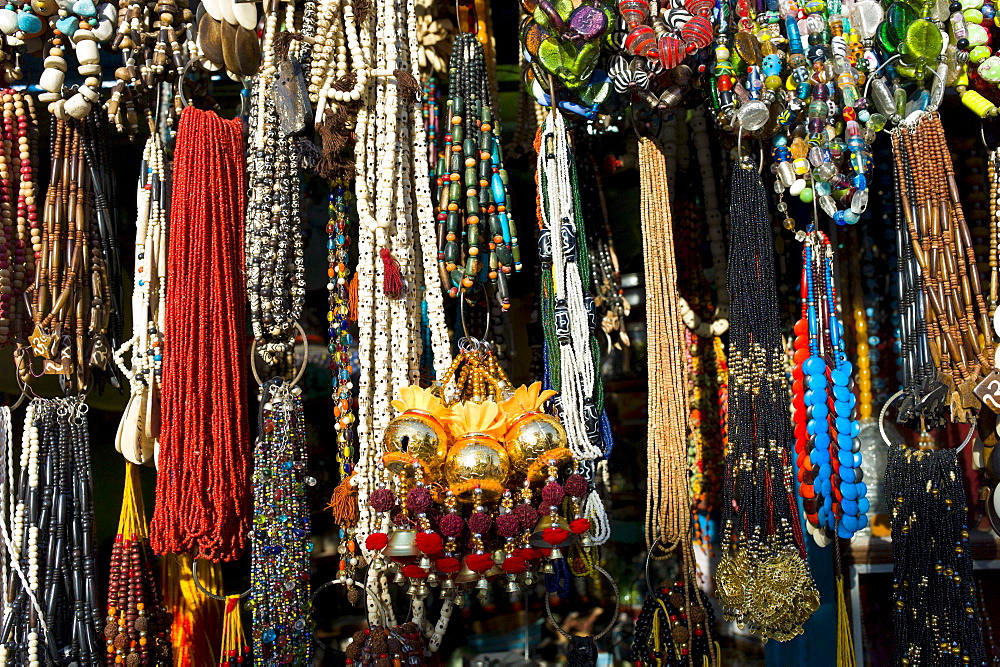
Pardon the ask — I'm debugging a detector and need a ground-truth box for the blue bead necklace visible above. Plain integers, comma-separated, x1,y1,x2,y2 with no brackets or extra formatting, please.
800,231,869,541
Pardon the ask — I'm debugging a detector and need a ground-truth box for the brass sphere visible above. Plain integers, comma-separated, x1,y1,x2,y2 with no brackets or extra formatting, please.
444,434,510,502
505,412,567,475
383,410,450,473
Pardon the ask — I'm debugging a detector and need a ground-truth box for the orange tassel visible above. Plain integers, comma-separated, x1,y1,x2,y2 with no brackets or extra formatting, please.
220,595,249,665
348,272,359,322
327,474,359,528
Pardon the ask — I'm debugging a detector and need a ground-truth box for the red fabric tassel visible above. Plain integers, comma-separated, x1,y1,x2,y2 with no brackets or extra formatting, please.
401,564,429,579
465,553,495,573
435,557,461,574
414,531,444,555
365,532,389,551
380,248,405,298
501,556,528,574
542,527,570,546
569,518,591,534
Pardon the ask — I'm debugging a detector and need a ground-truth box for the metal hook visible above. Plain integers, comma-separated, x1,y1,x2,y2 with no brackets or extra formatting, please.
249,321,310,388
878,389,976,452
544,565,620,641
190,558,251,601
458,293,492,344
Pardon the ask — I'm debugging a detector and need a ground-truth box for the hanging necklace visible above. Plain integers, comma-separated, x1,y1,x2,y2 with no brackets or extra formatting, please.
435,32,520,310
114,131,168,466
251,377,314,662
716,158,819,641
884,429,987,664
0,398,102,665
0,89,37,348
246,33,307,365
792,229,868,544
637,135,718,665
150,105,250,562
890,113,992,426
104,463,173,665
537,109,612,546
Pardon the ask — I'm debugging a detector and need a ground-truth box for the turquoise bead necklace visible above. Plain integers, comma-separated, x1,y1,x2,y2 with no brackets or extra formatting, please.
799,230,869,541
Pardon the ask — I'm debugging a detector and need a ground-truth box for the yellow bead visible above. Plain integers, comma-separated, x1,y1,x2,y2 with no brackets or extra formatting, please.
858,368,871,381
857,356,870,369
857,342,869,356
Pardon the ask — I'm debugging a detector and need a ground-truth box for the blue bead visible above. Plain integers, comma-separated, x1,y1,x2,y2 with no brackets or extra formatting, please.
814,432,831,450
804,389,820,406
857,513,869,529
491,172,506,205
812,418,829,434
803,356,826,375
835,401,853,417
838,522,855,538
841,482,858,500
831,370,850,386
812,403,829,420
856,481,868,498
838,449,855,468
818,507,828,523
808,373,828,390
841,498,859,515
852,174,867,190
263,629,277,643
813,448,830,465
821,478,832,497
838,434,854,450
836,416,853,433
851,421,861,438
833,385,851,402
858,497,870,514
834,211,846,226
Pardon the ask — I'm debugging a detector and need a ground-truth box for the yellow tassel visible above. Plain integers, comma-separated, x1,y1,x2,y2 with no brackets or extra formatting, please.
327,474,359,527
220,595,249,664
161,554,224,666
836,574,856,667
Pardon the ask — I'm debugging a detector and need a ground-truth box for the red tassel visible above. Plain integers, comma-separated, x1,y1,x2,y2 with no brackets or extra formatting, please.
435,557,461,574
414,531,444,555
542,527,570,546
401,564,429,579
501,556,528,574
569,518,591,534
380,248,405,298
465,553,495,574
365,532,389,551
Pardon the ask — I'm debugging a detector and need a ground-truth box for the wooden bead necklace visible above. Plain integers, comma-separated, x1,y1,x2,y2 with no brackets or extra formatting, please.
104,463,173,665
0,89,38,348
23,113,117,394
890,113,993,425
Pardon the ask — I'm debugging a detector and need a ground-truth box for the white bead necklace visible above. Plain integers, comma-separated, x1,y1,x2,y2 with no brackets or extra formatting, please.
114,133,167,466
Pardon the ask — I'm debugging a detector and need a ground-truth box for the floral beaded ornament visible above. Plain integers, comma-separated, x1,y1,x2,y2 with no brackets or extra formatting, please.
363,370,596,607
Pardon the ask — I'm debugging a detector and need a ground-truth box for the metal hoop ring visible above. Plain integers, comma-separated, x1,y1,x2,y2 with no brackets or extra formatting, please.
878,389,976,452
177,60,248,117
191,558,251,601
249,321,309,388
642,537,682,593
544,565,620,641
458,292,492,343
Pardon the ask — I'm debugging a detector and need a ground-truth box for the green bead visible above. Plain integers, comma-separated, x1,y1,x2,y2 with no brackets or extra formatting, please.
451,96,463,114
464,167,477,187
451,124,463,143
964,7,984,23
462,138,476,156
970,44,992,63
449,181,461,201
866,113,887,132
466,195,479,212
903,19,943,61
798,187,814,203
